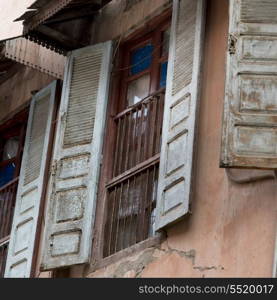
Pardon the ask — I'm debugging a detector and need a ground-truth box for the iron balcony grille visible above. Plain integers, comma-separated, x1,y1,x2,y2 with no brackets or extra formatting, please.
103,90,165,257
0,177,18,278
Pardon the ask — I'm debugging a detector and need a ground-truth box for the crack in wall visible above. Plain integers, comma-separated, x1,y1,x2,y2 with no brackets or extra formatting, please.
111,241,198,278
193,265,224,272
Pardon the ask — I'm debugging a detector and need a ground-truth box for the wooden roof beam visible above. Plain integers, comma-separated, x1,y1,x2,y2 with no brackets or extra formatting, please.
37,25,86,49
43,7,98,25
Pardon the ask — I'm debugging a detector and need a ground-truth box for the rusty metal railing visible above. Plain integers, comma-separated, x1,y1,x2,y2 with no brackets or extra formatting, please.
0,177,18,240
103,90,165,257
0,238,9,277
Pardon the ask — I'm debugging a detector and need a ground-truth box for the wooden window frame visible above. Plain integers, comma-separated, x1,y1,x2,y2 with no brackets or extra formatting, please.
0,109,28,277
0,109,28,182
89,10,171,273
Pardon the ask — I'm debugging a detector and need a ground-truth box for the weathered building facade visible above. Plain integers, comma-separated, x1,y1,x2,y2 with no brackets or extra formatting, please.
0,0,276,278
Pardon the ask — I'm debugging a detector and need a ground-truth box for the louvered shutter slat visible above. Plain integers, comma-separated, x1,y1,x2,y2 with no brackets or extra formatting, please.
41,42,112,270
5,81,57,278
221,0,277,169
155,0,206,231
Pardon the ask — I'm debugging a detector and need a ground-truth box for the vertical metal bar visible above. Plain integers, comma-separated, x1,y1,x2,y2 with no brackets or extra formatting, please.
6,182,15,236
2,186,8,238
155,94,164,154
3,185,11,238
148,97,158,158
117,115,126,175
114,182,123,253
0,242,8,278
135,104,143,166
149,164,158,236
0,245,3,277
133,172,143,245
113,119,121,177
126,112,133,171
140,169,150,241
0,191,3,239
1,187,9,239
131,108,138,170
127,174,137,248
126,176,135,249
107,186,117,256
141,101,150,162
121,179,130,251
124,113,132,172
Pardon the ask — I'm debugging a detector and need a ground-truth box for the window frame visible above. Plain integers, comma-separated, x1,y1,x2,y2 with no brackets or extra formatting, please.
89,10,171,272
0,109,28,277
0,110,28,185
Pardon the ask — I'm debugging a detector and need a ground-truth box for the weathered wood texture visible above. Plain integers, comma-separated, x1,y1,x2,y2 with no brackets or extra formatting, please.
41,42,112,271
3,38,66,79
221,0,277,169
93,0,171,43
4,82,57,278
155,0,206,231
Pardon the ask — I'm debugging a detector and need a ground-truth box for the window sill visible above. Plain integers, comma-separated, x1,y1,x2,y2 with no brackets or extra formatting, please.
88,232,165,275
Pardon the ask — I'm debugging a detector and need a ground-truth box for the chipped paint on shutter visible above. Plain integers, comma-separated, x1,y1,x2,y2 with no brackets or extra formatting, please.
4,81,57,278
64,52,102,146
155,0,206,231
172,0,196,95
41,42,112,270
221,0,277,169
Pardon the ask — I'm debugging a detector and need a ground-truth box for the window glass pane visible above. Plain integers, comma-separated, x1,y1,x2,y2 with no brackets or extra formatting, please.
159,61,168,88
2,137,19,161
0,163,15,188
162,27,170,57
130,44,153,75
127,74,150,106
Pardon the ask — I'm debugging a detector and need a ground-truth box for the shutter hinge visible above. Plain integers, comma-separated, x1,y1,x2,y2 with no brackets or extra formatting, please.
228,34,237,55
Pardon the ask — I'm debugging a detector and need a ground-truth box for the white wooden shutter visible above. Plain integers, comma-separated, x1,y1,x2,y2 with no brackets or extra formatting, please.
155,0,206,231
5,81,57,278
221,0,277,169
41,42,112,270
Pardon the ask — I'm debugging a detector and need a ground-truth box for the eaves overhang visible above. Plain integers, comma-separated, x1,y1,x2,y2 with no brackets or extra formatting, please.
17,0,110,54
0,37,66,81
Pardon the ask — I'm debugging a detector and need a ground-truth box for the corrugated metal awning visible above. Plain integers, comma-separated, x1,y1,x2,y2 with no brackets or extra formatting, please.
0,1,66,80
0,37,65,79
20,0,103,32
3,38,65,78
16,0,109,53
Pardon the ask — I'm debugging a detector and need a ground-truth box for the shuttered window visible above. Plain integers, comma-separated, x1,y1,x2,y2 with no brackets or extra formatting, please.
155,0,206,231
221,0,277,169
0,112,27,278
102,17,171,257
42,0,206,271
41,43,113,271
4,81,58,278
98,0,206,257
